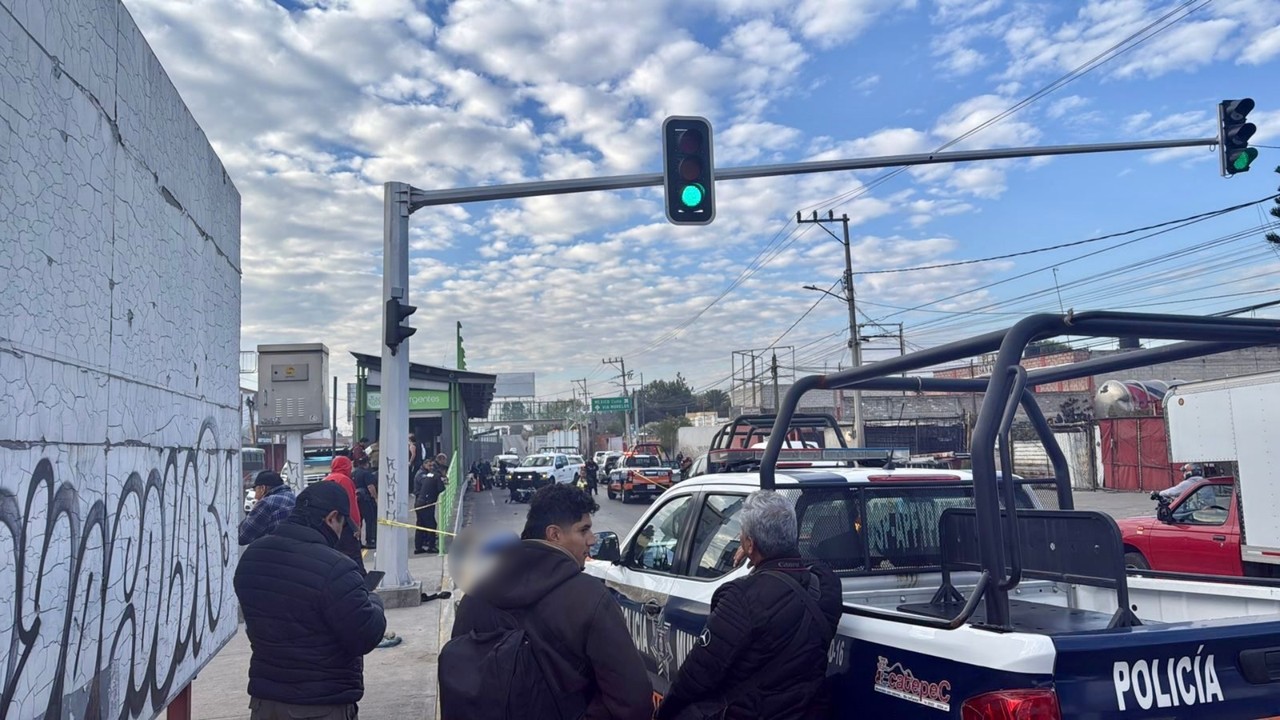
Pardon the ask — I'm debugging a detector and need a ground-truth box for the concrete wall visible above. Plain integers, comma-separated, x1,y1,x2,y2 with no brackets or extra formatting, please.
0,0,242,717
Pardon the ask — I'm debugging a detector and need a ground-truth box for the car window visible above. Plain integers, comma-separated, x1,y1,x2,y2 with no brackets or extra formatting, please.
795,490,865,572
688,494,747,579
785,484,1036,574
627,495,693,574
1172,484,1232,525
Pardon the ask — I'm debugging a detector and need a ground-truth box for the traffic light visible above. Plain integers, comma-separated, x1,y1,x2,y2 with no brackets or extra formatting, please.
663,115,716,225
1219,98,1258,176
384,296,416,355
456,320,467,370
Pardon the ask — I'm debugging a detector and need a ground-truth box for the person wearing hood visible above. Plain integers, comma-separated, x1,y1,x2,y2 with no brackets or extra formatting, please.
235,482,387,719
324,455,365,567
445,483,652,720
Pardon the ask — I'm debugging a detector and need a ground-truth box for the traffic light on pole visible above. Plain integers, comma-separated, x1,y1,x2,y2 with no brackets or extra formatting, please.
456,320,467,370
384,295,416,355
1219,98,1258,176
663,115,716,225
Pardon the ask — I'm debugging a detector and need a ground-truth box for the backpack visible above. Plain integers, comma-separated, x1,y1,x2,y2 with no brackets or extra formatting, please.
439,597,586,720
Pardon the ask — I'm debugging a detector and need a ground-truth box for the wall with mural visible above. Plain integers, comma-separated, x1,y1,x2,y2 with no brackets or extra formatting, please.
0,0,242,717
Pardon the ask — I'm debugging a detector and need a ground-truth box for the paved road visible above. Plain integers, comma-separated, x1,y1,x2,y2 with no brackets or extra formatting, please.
461,482,1153,539
463,483,651,539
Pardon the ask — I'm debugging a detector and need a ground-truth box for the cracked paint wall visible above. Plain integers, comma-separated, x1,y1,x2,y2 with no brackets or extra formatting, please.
0,0,242,718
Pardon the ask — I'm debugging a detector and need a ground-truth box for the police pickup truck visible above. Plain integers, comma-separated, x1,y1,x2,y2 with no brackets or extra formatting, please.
586,311,1280,719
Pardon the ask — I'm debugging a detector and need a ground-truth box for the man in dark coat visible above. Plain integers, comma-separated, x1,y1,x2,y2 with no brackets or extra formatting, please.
583,458,600,496
448,484,652,720
352,457,377,548
414,461,443,554
238,471,295,546
655,490,842,720
234,482,387,719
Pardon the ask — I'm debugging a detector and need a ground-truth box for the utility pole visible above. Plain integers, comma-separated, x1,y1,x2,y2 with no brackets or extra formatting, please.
602,357,630,448
770,351,780,411
860,321,907,393
797,210,863,445
634,372,644,441
574,377,591,454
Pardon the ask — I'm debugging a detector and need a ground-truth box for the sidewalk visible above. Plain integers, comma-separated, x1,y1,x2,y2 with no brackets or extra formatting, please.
190,547,454,720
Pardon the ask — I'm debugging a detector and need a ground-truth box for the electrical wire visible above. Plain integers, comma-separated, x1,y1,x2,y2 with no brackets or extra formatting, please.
853,195,1277,276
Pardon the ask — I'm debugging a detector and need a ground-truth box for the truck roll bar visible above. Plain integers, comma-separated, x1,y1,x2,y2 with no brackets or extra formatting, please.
761,311,1280,630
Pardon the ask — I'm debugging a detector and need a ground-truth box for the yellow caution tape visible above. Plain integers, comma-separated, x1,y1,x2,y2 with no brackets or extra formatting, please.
410,501,438,512
377,517,456,537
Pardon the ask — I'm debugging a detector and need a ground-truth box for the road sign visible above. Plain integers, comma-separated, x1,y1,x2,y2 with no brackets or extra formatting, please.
592,396,633,412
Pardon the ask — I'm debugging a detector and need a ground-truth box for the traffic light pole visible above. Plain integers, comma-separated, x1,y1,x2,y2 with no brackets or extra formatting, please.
381,133,1223,533
404,137,1218,210
378,182,416,597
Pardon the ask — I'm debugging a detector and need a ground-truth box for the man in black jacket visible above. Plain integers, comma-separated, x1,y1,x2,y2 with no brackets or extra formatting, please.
655,490,842,720
352,457,377,548
414,461,443,554
235,482,387,719
448,483,652,720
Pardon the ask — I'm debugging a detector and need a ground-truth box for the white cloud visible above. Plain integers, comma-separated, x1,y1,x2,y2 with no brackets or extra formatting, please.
932,94,1041,149
932,0,1004,23
852,74,881,93
1241,24,1280,64
718,121,804,164
1047,95,1091,119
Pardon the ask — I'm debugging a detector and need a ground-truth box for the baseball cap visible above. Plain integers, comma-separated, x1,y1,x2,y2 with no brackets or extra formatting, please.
254,470,284,489
296,482,353,527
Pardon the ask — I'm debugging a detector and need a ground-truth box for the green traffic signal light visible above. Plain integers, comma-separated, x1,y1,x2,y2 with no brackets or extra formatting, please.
662,115,715,225
1232,148,1258,172
1219,98,1258,177
680,183,705,207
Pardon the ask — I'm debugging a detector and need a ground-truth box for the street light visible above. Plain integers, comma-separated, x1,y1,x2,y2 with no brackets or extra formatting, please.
801,281,862,445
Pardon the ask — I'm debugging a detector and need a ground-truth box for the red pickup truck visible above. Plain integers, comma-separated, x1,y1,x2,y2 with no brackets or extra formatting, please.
1117,476,1243,575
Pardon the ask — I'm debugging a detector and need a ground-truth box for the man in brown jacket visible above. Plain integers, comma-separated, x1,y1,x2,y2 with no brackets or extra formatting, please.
448,483,652,719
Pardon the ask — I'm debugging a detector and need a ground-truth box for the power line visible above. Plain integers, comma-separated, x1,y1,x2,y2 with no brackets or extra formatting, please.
853,194,1278,276
869,209,1269,327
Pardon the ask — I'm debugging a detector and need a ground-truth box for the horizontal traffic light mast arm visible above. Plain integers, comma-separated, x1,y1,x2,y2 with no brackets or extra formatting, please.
407,136,1217,210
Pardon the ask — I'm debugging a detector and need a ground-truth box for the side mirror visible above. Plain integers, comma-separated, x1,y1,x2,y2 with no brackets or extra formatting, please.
1156,502,1173,523
590,531,621,563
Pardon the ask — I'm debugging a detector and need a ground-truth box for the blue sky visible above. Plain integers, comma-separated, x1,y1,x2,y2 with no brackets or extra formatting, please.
126,0,1280,412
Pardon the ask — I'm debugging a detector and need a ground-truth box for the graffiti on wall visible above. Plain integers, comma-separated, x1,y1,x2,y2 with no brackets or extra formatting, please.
0,419,237,720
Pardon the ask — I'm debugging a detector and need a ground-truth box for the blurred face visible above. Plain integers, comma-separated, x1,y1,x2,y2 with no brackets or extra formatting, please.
545,514,595,567
735,531,759,569
254,484,267,500
324,510,345,538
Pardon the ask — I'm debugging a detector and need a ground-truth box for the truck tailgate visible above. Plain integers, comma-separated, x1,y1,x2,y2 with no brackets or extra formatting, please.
1053,615,1280,719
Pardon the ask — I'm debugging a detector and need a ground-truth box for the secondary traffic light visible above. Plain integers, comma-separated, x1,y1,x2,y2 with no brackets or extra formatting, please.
384,296,417,355
1219,98,1258,176
663,115,716,225
456,320,466,370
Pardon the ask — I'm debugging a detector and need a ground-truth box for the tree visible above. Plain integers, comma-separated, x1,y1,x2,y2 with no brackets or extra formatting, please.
696,388,731,416
1267,166,1280,246
498,401,526,420
638,374,695,424
644,415,692,456
1023,340,1072,358
543,399,581,420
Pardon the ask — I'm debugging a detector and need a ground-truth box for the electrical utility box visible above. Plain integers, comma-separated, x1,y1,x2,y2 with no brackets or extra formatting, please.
257,343,330,432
